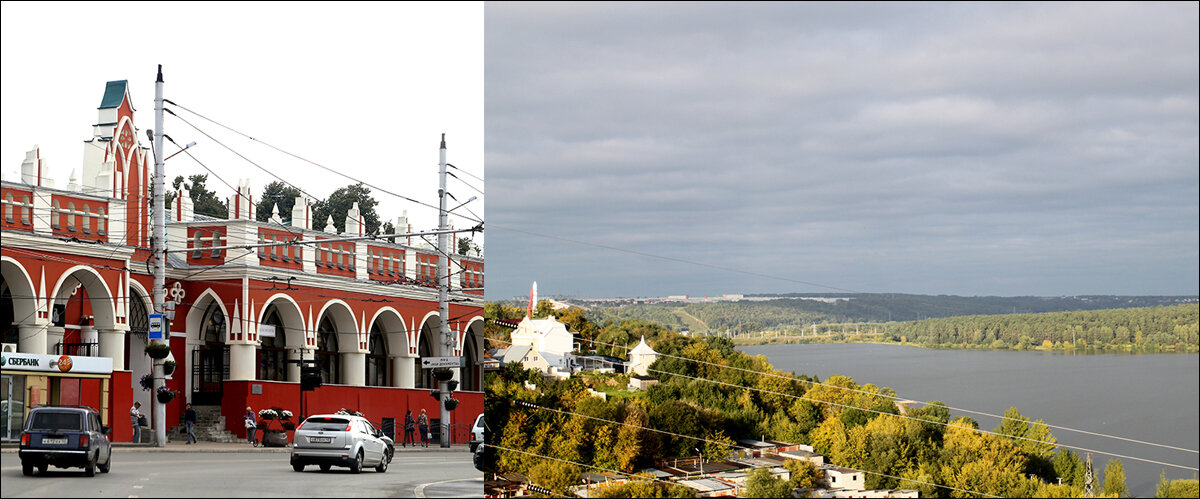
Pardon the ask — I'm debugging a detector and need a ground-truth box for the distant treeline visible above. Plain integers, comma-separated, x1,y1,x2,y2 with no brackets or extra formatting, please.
879,304,1198,352
581,294,1197,336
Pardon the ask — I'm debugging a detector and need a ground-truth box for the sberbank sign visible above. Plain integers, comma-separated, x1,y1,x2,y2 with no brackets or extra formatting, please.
2,356,41,368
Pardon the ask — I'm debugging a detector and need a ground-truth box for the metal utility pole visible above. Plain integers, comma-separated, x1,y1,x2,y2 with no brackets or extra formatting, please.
151,65,167,447
437,133,451,448
1084,453,1095,498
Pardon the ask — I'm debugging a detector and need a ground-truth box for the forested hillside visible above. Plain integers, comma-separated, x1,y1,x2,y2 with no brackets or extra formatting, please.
486,313,1122,498
580,294,1196,335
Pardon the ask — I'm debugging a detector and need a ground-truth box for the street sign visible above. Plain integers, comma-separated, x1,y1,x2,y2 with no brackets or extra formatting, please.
148,314,164,340
420,356,463,369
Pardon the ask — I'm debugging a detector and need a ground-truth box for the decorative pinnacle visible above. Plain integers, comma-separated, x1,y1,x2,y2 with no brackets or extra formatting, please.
440,133,446,149
157,64,163,83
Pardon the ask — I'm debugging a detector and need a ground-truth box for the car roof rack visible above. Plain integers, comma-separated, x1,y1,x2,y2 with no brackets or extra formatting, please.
32,404,98,412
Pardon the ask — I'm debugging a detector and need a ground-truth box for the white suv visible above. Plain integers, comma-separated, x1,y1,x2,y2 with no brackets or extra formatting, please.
469,413,484,453
291,414,390,473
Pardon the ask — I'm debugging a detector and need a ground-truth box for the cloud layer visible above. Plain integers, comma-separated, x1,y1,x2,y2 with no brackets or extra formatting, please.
485,3,1198,299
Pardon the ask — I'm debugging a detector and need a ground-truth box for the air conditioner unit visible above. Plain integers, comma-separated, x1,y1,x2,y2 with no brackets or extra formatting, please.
1,343,17,353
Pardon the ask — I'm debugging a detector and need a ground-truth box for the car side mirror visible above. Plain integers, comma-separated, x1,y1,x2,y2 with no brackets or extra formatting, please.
102,426,111,435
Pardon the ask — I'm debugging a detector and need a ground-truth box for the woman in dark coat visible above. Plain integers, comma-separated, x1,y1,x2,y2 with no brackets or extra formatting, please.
403,410,416,447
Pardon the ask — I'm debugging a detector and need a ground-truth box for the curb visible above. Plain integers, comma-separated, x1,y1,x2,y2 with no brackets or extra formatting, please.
3,444,470,454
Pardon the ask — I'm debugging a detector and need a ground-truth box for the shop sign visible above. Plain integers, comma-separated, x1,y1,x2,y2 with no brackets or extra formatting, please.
0,352,113,374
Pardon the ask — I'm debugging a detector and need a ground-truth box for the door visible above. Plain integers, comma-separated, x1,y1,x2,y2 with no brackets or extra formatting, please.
191,344,228,406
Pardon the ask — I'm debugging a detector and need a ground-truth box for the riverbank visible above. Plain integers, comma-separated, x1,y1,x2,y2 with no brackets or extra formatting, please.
731,334,1200,353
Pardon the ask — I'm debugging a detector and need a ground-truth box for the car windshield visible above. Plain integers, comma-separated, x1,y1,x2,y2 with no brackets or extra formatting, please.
301,417,350,431
29,412,82,431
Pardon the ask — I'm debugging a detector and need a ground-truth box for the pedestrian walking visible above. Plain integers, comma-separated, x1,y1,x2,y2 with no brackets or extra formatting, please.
402,410,415,447
129,402,143,443
417,408,429,448
184,403,198,444
244,406,257,446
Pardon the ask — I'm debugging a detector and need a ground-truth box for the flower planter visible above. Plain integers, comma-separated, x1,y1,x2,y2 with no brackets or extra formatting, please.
432,368,455,382
156,390,175,404
261,430,289,447
162,361,176,376
145,344,171,360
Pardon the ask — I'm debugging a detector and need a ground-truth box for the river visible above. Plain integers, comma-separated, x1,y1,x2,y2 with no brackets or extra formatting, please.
737,343,1200,496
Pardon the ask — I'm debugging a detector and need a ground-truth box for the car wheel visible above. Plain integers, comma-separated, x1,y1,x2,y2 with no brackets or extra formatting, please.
85,457,96,477
292,463,305,472
375,452,389,473
99,456,111,474
319,464,331,471
22,463,33,476
350,450,363,474
38,464,48,474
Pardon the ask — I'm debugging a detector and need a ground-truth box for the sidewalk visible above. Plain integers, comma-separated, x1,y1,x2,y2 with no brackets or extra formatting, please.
2,440,469,454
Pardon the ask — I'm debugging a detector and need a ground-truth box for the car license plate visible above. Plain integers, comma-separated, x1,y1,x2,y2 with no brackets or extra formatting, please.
42,438,68,445
309,437,331,443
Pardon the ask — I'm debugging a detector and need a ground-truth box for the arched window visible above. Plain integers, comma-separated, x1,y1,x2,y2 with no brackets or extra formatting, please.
202,302,226,344
3,193,12,222
97,208,107,235
316,316,340,384
81,204,91,234
66,202,76,231
366,323,388,387
258,308,287,381
20,196,31,225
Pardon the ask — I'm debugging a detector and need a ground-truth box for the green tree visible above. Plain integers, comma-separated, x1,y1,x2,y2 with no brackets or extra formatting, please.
526,460,580,497
1101,459,1127,497
255,181,302,224
741,468,794,498
169,174,228,218
1052,449,1084,487
311,183,382,235
594,479,697,498
458,236,479,255
1156,472,1199,498
784,459,822,490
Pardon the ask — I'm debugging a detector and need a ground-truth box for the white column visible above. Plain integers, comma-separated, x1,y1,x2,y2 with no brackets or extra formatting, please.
228,343,257,380
18,323,48,355
286,348,301,382
45,326,65,355
393,356,415,388
341,351,366,386
98,328,126,367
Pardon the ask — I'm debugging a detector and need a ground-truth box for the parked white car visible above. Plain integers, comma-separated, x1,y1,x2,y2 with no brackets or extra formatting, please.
290,414,390,473
469,413,484,453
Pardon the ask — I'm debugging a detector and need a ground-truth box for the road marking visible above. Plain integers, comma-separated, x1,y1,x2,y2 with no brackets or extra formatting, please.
415,477,483,498
133,485,143,489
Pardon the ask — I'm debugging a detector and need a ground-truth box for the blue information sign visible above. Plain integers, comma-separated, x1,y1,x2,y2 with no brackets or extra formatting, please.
148,313,164,340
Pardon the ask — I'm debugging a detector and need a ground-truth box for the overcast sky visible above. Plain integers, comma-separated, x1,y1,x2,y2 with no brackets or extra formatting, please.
484,2,1198,300
2,2,483,244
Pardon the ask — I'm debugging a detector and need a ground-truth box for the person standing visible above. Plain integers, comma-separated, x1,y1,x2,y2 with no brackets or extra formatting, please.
130,402,143,443
417,408,429,448
184,403,198,444
402,410,415,448
244,406,257,446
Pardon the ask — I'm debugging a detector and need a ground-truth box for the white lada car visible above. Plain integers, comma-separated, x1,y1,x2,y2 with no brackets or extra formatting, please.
291,414,390,473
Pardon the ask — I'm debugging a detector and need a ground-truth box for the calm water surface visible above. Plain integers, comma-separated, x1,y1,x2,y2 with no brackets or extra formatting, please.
738,343,1200,496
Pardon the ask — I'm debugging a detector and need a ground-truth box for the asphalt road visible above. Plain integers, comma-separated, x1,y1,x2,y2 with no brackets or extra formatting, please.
0,449,482,497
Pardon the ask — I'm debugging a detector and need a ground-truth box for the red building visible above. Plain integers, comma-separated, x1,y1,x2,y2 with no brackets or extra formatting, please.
1,79,484,444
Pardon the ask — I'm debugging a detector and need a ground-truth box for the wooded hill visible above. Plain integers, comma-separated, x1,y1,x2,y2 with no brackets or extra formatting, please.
578,294,1196,336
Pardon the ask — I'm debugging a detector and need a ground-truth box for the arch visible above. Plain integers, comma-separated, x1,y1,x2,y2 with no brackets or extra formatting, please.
1,256,38,329
258,293,306,383
415,311,443,389
461,315,485,392
49,265,116,330
185,288,229,343
256,293,306,343
367,307,410,358
315,299,359,353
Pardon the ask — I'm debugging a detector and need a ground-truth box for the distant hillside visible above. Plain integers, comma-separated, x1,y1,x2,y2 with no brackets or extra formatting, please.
581,294,1198,335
